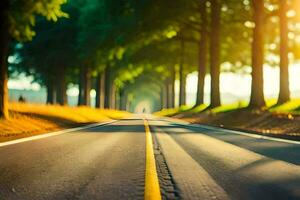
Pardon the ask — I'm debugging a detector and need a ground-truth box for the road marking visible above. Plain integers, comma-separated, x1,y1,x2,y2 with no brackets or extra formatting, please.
0,120,116,147
154,127,229,200
143,119,162,200
199,124,300,145
162,117,300,145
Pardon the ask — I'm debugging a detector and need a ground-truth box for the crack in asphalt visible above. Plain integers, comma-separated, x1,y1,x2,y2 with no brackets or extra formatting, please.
151,130,181,200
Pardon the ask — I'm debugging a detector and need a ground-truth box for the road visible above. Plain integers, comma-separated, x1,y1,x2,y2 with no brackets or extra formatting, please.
0,116,300,200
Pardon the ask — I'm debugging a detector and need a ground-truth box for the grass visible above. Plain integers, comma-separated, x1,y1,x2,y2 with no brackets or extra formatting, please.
155,99,300,140
154,105,192,116
9,102,130,122
210,102,247,113
155,99,300,117
265,99,277,108
269,99,300,113
190,104,208,113
210,99,276,113
0,102,131,142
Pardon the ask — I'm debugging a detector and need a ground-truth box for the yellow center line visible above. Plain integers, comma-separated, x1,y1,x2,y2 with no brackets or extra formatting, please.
143,119,162,200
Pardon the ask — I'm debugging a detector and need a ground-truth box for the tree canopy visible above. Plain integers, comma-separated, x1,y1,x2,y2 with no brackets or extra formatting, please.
1,0,300,116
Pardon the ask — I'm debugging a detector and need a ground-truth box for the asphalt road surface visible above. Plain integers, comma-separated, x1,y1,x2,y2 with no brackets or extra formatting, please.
0,116,300,200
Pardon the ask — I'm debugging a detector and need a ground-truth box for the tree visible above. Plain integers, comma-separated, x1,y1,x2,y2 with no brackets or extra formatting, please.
179,39,186,106
277,0,290,104
0,0,67,118
0,0,10,119
15,2,78,106
249,0,266,108
78,64,92,106
210,0,221,108
95,70,106,108
103,64,115,109
195,0,208,106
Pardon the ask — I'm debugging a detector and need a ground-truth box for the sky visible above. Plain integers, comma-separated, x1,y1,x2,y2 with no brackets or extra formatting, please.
8,63,300,106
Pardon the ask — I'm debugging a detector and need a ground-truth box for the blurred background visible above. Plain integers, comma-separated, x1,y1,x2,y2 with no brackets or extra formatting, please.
1,0,300,115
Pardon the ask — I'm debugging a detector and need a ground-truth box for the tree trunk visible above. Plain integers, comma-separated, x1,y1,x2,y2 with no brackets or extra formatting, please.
195,1,208,106
46,80,56,104
83,67,91,106
56,68,67,105
167,66,175,108
179,73,186,106
179,39,186,106
78,66,91,106
95,71,105,108
210,0,221,108
103,66,116,109
110,84,116,109
115,93,119,110
249,0,266,107
104,66,111,109
78,74,82,106
165,79,170,108
119,88,127,111
277,0,290,104
161,84,168,109
46,85,53,104
171,67,175,108
0,0,10,119
127,100,132,112
78,66,84,106
95,73,100,108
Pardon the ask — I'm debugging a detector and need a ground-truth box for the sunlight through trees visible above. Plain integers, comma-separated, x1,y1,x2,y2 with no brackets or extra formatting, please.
1,0,300,116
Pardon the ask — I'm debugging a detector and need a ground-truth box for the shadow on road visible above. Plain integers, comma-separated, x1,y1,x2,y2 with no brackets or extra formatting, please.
155,122,300,165
82,124,146,133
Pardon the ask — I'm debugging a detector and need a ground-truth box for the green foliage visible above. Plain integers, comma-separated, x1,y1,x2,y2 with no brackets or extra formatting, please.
9,0,300,111
14,2,79,86
9,0,68,41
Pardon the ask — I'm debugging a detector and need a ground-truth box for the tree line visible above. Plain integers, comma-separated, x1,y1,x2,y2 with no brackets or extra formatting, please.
1,0,300,118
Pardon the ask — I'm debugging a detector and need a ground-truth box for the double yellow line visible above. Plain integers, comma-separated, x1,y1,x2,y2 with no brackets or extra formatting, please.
143,119,162,200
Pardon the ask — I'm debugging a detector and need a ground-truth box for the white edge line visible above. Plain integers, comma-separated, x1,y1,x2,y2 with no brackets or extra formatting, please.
0,120,116,147
161,117,300,145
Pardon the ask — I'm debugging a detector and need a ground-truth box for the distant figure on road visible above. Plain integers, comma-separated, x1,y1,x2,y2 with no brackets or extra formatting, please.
142,108,146,113
18,95,26,103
